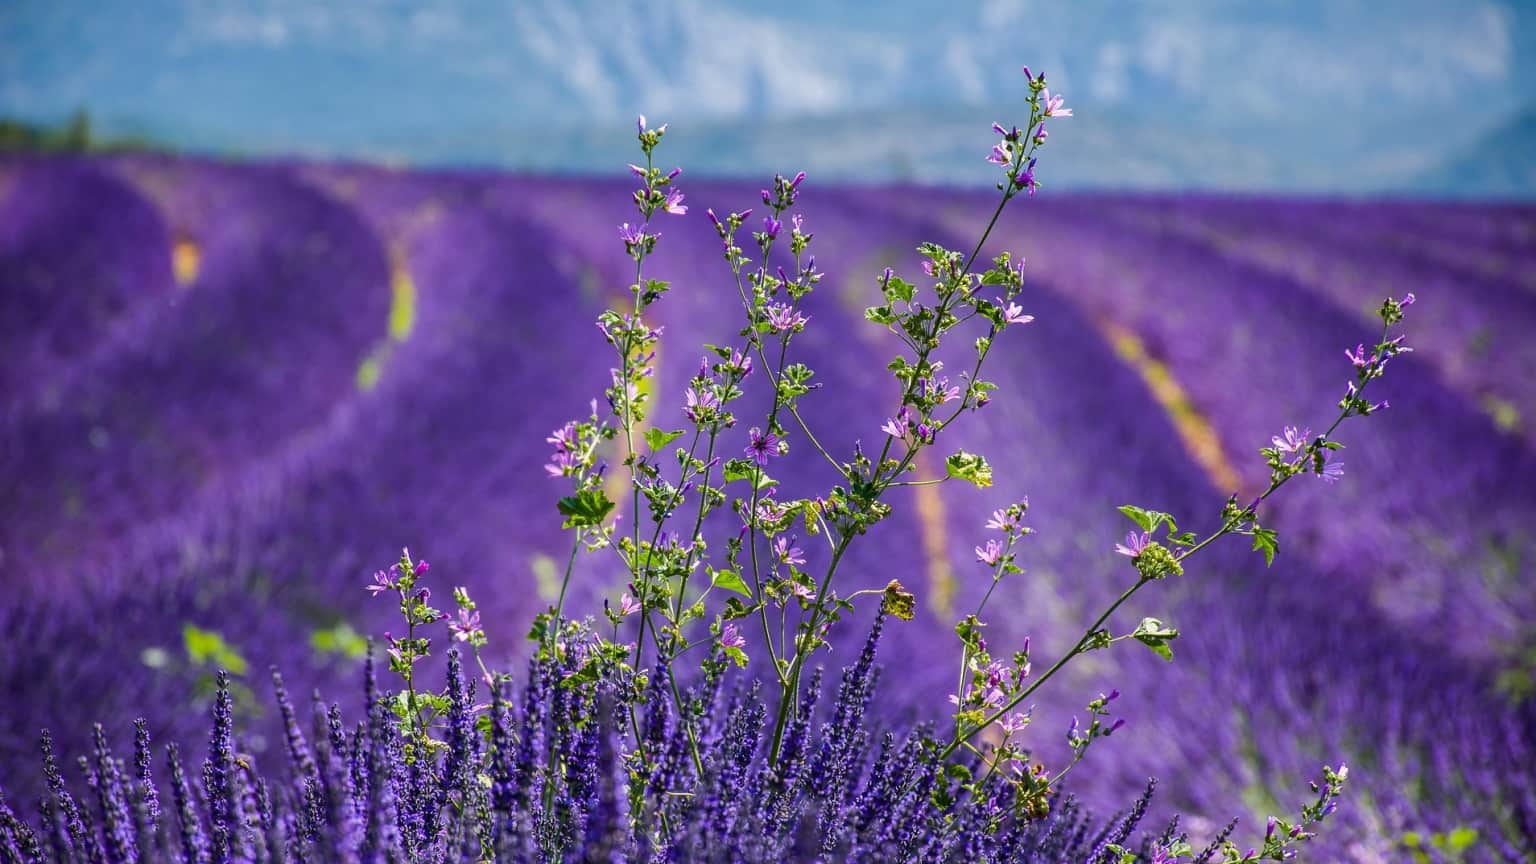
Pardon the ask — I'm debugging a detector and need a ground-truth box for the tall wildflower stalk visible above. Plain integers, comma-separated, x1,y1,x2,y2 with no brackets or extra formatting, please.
0,62,1440,864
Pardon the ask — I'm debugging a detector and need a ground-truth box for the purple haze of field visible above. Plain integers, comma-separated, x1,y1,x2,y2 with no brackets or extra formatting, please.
0,123,1533,859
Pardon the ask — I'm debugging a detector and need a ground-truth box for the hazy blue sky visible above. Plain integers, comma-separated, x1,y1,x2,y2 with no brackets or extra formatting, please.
3,1,1533,195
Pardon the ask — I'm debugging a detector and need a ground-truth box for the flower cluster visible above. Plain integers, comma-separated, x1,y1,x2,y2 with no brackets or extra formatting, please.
0,617,1196,863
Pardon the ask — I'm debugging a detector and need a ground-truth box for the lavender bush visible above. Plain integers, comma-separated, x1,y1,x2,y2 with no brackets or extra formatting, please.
0,65,1495,862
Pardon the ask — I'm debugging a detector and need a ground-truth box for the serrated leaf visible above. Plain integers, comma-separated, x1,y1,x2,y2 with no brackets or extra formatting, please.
944,450,994,488
644,427,686,452
557,490,616,528
1251,526,1280,567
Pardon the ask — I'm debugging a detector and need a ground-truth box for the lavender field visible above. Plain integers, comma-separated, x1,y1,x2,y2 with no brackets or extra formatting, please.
2,152,1534,859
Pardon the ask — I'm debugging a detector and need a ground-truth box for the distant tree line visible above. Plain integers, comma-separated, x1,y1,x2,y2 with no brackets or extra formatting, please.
0,109,162,153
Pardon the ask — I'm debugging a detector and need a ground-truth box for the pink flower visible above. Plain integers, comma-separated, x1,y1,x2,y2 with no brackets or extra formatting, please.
366,569,397,596
1115,531,1151,558
1001,301,1034,326
662,189,687,215
683,385,719,423
985,508,1025,533
1041,88,1071,117
1271,425,1310,455
975,539,1005,566
764,303,809,333
449,608,481,642
618,592,641,617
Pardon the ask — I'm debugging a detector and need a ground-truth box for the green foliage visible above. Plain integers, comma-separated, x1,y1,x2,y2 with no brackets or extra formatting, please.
557,489,616,528
1132,617,1179,661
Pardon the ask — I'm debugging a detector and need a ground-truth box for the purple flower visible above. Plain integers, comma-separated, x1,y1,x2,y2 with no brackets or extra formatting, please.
785,580,816,603
881,408,910,439
920,376,962,404
763,216,781,239
1401,292,1416,306
1042,88,1071,117
449,608,481,642
764,303,809,333
618,222,651,250
546,421,581,477
985,509,1015,532
745,426,779,466
366,569,397,596
1271,425,1310,455
975,539,1004,566
683,384,719,422
773,535,805,567
720,623,745,650
987,143,1012,166
1319,452,1345,483
1015,157,1038,194
662,188,687,215
1002,301,1034,326
1344,343,1375,368
1115,531,1151,558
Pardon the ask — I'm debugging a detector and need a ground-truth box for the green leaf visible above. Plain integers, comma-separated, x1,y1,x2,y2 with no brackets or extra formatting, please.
557,490,616,528
883,276,916,304
722,458,757,483
1251,526,1280,567
944,450,994,488
561,659,602,689
864,305,897,325
1132,617,1179,661
722,645,749,668
710,568,752,599
644,427,686,452
721,597,760,620
1118,505,1173,534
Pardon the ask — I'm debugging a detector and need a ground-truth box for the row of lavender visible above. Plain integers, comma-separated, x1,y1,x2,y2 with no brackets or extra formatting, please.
0,153,1532,857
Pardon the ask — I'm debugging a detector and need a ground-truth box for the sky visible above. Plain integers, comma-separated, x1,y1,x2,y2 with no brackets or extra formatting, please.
2,0,1534,196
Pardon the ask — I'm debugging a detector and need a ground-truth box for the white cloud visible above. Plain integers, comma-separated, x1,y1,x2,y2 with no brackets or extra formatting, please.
1091,41,1128,103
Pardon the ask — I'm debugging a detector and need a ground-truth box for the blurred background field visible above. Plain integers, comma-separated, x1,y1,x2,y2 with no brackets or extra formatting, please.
2,2,1534,858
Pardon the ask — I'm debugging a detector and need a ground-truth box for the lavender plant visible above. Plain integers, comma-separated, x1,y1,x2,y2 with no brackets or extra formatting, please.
0,65,1432,862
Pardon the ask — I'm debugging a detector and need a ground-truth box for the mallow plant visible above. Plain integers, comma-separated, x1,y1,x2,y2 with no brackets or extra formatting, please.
1,64,1405,863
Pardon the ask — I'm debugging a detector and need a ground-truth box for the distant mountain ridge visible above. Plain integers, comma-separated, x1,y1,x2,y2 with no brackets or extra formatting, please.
1429,106,1536,199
